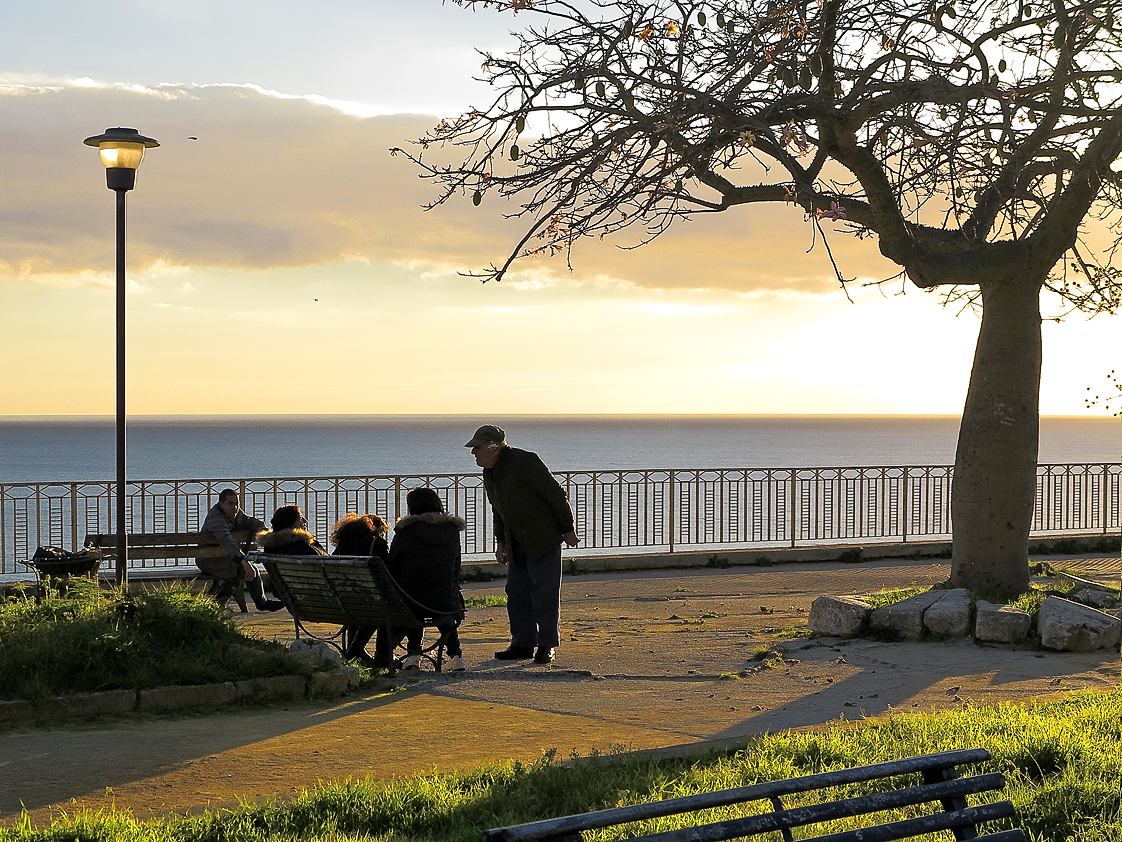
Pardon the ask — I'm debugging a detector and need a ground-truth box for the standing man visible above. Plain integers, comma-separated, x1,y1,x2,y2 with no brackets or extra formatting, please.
467,425,578,664
198,488,283,612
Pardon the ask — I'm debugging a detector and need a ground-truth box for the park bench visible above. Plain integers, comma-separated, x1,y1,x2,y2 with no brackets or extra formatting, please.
251,552,465,672
84,531,259,610
481,748,1025,842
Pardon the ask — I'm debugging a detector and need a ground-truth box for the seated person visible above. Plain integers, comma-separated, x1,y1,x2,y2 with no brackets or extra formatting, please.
198,488,282,612
330,512,392,668
331,512,389,558
388,487,467,672
259,505,327,555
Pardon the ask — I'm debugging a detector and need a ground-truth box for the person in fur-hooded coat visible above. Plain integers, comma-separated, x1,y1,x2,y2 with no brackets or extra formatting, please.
388,487,467,669
259,505,327,556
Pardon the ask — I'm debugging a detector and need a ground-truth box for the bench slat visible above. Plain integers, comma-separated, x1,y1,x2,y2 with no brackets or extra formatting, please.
482,749,995,842
812,802,1019,842
256,553,436,631
635,776,1011,842
85,532,259,561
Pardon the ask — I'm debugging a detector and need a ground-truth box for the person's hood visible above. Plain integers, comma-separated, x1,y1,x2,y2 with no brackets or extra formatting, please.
393,511,466,539
259,528,319,552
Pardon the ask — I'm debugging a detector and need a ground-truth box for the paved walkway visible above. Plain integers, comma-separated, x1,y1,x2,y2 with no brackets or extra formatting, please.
1,556,1118,828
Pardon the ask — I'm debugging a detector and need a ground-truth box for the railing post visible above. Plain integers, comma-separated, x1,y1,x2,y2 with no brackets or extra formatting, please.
1103,464,1110,536
901,467,909,545
71,483,79,552
789,469,797,548
668,470,675,554
0,485,6,570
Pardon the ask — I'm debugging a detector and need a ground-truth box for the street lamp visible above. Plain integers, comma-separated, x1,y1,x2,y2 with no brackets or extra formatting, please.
83,127,159,588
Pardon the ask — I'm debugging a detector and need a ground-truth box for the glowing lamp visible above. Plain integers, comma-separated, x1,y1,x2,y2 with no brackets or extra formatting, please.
83,127,160,191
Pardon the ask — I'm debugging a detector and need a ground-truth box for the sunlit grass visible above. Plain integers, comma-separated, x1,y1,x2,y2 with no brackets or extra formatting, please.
4,689,1117,841
464,595,508,609
0,580,309,700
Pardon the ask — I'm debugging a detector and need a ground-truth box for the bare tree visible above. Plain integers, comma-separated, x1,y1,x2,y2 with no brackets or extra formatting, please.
399,0,1122,596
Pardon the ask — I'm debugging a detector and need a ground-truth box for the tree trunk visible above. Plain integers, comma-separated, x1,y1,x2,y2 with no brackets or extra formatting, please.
949,275,1043,597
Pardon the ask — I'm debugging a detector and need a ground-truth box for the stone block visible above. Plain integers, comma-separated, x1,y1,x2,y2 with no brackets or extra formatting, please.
1072,588,1120,609
1038,596,1122,652
226,643,273,667
36,689,137,720
1053,571,1116,593
923,589,971,637
138,682,238,713
289,639,342,668
808,595,870,636
0,699,33,722
309,667,359,697
974,601,1031,644
869,590,944,639
235,674,308,702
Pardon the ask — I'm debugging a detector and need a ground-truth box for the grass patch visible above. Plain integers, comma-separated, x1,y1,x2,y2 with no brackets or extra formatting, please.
0,580,308,701
464,595,507,609
864,586,927,610
7,690,1117,841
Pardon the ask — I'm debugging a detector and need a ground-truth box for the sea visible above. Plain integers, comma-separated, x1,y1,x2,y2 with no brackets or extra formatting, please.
0,415,1118,485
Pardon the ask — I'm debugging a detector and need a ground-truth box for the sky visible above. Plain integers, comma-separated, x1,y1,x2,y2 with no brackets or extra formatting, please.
0,0,1117,417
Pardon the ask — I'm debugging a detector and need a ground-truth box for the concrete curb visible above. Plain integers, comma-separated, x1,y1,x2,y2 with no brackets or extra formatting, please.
0,666,361,727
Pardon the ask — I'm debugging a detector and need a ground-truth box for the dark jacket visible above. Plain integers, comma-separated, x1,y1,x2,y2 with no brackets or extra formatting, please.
259,528,327,556
387,512,466,616
483,446,574,560
197,503,267,579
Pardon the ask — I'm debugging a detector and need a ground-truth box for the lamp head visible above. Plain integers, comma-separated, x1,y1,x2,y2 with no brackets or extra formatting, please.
83,127,160,191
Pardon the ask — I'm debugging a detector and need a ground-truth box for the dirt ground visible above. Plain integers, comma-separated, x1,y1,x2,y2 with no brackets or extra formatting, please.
1,555,1118,829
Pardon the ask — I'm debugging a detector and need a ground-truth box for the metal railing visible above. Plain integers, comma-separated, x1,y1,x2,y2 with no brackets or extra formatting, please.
1,463,1118,575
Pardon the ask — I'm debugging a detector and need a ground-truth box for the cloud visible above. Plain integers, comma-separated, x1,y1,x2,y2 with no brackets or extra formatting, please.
0,80,897,296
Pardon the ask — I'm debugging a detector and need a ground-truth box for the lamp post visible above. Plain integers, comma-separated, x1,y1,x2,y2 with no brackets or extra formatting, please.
83,127,159,588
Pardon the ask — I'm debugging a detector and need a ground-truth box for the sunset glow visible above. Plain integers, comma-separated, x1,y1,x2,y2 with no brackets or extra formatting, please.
0,2,1116,416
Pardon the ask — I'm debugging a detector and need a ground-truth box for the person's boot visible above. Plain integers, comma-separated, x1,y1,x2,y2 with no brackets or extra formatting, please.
246,576,284,612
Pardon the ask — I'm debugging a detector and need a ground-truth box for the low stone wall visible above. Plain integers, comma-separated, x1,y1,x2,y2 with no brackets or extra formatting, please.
0,666,361,727
809,573,1121,652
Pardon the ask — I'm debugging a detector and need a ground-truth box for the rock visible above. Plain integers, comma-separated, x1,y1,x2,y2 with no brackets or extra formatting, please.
1053,571,1116,593
808,595,870,636
289,639,342,667
869,590,944,639
1038,596,1122,652
308,666,360,697
0,699,33,722
235,674,308,702
36,689,137,720
226,643,272,666
974,601,1031,644
138,682,238,713
923,589,971,637
1072,588,1119,609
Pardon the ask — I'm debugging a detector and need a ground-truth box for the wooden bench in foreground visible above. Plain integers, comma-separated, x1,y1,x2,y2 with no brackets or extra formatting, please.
482,748,1025,842
252,552,464,672
84,531,258,610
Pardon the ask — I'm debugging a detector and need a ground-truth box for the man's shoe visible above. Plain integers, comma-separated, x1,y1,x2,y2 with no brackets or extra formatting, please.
257,599,285,612
494,646,534,660
401,653,422,670
448,654,467,672
533,647,556,664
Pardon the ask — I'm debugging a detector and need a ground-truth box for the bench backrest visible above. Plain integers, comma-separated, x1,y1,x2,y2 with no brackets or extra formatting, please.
84,532,258,562
254,553,426,630
482,749,1025,842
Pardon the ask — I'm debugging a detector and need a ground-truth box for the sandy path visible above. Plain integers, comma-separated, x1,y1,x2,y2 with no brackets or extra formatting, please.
2,556,1117,828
